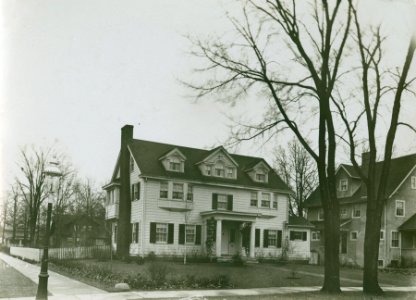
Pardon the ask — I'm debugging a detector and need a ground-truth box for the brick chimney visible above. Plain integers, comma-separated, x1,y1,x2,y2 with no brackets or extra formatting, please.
117,125,133,259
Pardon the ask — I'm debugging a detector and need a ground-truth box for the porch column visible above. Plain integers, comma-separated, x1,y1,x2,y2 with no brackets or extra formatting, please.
250,223,255,258
216,219,222,257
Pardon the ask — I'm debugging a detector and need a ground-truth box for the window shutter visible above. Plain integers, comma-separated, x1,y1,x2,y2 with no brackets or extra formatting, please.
168,224,174,244
150,222,156,243
277,230,282,248
255,229,260,247
302,232,307,241
179,224,185,245
195,225,202,245
136,223,139,243
131,184,134,201
212,194,218,210
137,182,141,200
227,195,233,211
263,230,269,248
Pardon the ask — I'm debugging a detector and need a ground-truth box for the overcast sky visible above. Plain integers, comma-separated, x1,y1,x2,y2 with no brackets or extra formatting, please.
1,0,416,199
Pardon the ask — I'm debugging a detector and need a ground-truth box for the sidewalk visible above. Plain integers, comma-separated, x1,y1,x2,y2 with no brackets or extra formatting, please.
0,252,107,297
1,253,416,300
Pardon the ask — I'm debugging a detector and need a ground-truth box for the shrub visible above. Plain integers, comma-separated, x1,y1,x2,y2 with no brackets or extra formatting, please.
147,262,170,286
135,256,145,265
146,251,156,261
232,252,245,266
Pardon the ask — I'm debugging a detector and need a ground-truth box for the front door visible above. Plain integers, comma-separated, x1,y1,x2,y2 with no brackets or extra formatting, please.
222,224,238,255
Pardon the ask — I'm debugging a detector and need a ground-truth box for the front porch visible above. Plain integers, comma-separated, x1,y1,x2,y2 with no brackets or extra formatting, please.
201,210,257,258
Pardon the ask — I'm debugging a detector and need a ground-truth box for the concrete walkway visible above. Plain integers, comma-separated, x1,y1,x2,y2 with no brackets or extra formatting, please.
0,253,107,297
1,253,416,300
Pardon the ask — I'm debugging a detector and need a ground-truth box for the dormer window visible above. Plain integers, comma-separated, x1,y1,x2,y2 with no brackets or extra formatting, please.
169,161,181,171
411,176,416,189
205,165,212,175
215,166,224,177
226,167,235,178
339,179,348,191
159,148,186,173
198,147,238,180
256,173,266,182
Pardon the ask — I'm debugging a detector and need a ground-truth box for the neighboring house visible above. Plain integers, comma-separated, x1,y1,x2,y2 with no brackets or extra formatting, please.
304,153,416,267
51,214,109,247
103,125,312,261
1,224,25,246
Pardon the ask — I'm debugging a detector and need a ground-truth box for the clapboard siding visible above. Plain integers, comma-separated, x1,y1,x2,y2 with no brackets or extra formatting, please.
130,178,290,257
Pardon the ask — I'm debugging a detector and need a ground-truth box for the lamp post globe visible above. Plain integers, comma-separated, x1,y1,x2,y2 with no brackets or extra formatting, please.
36,158,62,300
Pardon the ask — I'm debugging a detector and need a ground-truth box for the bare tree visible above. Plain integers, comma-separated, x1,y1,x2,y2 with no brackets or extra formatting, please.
70,179,105,219
275,138,318,217
333,8,416,293
15,146,52,246
187,1,353,292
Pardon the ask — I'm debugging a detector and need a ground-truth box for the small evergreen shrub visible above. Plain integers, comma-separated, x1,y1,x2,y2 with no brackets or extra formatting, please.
146,251,156,261
147,262,170,285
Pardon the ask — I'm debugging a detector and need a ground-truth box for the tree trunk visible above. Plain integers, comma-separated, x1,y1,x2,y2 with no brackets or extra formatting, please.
362,200,383,294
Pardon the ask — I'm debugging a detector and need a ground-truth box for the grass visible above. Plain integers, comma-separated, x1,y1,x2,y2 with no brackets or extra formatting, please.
50,258,416,292
0,259,37,298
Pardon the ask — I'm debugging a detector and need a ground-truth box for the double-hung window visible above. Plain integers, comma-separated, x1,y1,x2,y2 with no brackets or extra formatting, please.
226,167,234,178
411,176,416,189
268,230,277,247
217,194,228,210
187,184,193,201
391,231,399,248
256,173,266,182
215,166,224,177
173,183,184,200
156,223,168,243
290,231,307,241
351,231,358,240
318,209,324,220
395,200,405,217
250,192,258,207
131,223,139,243
185,225,196,244
340,208,347,218
169,161,181,171
352,206,361,218
339,179,348,191
312,231,320,241
261,193,270,208
160,181,168,199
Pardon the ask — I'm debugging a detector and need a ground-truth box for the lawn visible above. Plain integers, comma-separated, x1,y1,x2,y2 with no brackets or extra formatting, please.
0,259,37,298
51,258,416,291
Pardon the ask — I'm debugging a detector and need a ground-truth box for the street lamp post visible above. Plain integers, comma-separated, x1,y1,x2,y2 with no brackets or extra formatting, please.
36,159,62,300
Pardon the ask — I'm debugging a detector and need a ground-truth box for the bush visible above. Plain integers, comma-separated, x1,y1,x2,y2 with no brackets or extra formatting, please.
147,262,170,285
146,251,156,261
232,253,245,266
135,256,145,265
0,245,10,254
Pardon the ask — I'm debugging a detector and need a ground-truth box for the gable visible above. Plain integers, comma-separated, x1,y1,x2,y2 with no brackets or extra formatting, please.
159,148,186,173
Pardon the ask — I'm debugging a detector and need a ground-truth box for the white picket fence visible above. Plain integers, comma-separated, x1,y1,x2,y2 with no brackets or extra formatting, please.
10,245,111,262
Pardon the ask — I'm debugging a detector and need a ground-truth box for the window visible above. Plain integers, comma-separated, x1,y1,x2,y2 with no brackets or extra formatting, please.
380,230,384,240
226,167,234,178
169,161,181,171
261,193,270,208
214,166,224,177
250,192,258,207
113,224,118,242
290,231,307,241
173,183,184,200
411,176,416,189
339,179,348,191
131,182,140,201
256,173,266,182
185,225,196,244
131,223,139,243
217,194,228,210
187,184,193,201
352,206,361,218
205,165,211,176
318,209,324,220
268,230,278,247
340,208,347,218
391,231,399,248
156,223,168,243
395,200,405,217
351,231,358,240
130,156,134,172
160,181,168,199
273,200,278,209
312,231,320,241
378,260,384,267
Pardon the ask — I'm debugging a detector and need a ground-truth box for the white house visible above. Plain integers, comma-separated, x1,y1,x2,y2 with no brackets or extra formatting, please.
103,125,312,261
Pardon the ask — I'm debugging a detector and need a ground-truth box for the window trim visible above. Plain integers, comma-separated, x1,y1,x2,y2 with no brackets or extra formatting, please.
250,192,258,207
311,231,320,241
352,206,361,218
155,223,168,244
411,176,416,189
339,179,348,191
261,192,271,208
395,200,405,217
350,231,358,241
391,230,399,248
185,225,196,245
159,181,168,199
268,230,278,247
172,183,184,200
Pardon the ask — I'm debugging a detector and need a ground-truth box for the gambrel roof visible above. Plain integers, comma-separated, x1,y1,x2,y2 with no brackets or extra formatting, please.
118,139,290,191
304,153,416,208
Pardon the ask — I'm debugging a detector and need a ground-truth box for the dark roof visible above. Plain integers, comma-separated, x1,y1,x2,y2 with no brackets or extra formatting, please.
399,214,416,231
288,215,315,228
304,153,416,208
127,139,291,191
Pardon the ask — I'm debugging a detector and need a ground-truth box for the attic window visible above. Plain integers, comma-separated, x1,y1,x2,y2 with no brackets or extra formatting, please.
169,161,181,171
339,179,348,191
256,173,266,182
411,176,416,189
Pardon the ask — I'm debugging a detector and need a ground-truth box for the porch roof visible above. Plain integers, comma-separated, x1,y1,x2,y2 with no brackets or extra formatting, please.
200,210,260,221
399,213,416,231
